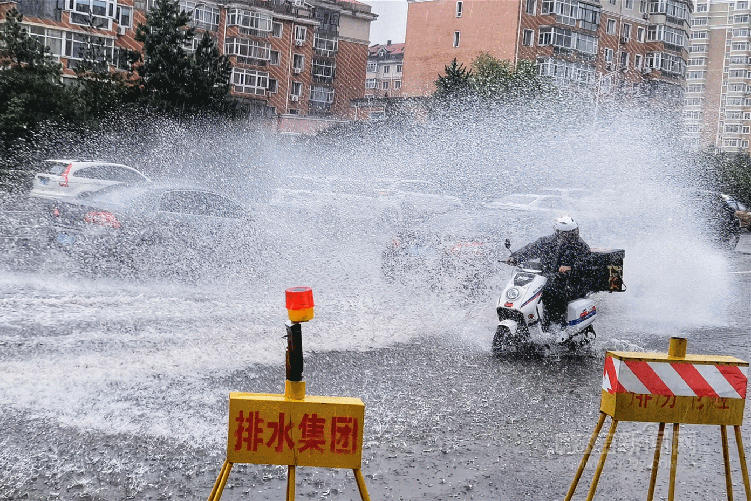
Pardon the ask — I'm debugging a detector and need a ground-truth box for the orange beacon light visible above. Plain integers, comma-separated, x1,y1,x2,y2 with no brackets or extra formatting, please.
286,287,314,323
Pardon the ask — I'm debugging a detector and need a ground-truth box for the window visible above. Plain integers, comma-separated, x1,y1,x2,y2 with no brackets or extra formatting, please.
692,17,708,26
541,0,554,13
312,58,335,79
397,64,403,72
526,0,536,14
116,5,132,28
272,22,283,38
224,38,271,60
270,50,280,65
365,78,377,89
28,27,63,59
394,80,401,89
64,32,114,66
730,69,747,78
733,42,749,50
295,26,307,44
619,51,629,68
293,54,304,73
625,0,633,8
607,18,616,35
182,1,220,31
383,65,391,74
604,48,614,63
231,68,269,95
579,4,599,32
555,0,577,26
690,44,707,52
453,31,460,47
686,83,704,92
692,30,708,39
310,85,334,104
456,1,463,17
634,53,643,69
523,29,534,46
739,1,749,8
226,8,272,32
268,79,278,93
367,61,377,72
696,2,708,10
637,26,645,42
622,23,631,40
538,27,553,45
313,33,338,56
687,57,706,66
382,81,389,90
66,0,117,29
291,81,302,96
733,28,749,37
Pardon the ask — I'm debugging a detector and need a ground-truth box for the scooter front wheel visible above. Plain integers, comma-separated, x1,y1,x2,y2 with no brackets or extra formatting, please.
492,325,530,354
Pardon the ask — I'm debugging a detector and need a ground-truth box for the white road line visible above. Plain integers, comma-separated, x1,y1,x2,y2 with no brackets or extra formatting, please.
729,270,751,274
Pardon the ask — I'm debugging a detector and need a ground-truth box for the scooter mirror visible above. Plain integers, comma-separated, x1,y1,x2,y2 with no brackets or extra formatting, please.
504,239,511,250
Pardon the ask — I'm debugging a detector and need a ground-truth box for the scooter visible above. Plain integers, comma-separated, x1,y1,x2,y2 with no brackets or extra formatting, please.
493,240,624,353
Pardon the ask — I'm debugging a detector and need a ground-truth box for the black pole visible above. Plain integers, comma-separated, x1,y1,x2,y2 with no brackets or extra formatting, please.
285,321,303,382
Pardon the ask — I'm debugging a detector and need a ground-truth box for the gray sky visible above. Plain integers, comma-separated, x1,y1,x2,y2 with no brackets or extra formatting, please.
363,0,408,46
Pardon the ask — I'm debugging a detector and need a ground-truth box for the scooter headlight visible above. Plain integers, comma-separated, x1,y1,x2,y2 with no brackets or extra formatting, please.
506,287,520,300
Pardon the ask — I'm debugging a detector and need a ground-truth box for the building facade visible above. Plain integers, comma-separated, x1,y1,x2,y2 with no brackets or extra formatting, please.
0,0,376,122
402,0,691,102
685,0,751,153
365,41,405,99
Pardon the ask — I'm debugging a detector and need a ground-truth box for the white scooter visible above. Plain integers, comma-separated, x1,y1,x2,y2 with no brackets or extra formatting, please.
492,240,624,353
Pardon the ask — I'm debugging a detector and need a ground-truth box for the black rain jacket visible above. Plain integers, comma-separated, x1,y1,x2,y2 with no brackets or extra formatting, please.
509,233,592,274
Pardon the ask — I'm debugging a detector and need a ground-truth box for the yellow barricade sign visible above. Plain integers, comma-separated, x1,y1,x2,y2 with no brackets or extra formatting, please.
601,351,748,425
565,338,751,501
227,392,365,469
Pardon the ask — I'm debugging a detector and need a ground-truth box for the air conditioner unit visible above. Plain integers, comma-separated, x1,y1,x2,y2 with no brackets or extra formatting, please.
291,94,299,102
620,36,629,44
293,0,303,6
117,25,127,35
295,39,304,46
606,63,613,70
643,67,652,73
293,67,302,73
643,12,649,19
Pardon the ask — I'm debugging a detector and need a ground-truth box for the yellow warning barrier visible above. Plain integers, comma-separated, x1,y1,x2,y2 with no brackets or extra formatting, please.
565,337,751,501
207,288,371,501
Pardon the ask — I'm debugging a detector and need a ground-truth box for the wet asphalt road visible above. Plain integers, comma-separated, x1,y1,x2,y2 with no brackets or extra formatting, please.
2,225,751,501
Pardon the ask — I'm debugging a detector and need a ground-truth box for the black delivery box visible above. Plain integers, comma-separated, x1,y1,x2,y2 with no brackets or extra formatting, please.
583,248,625,293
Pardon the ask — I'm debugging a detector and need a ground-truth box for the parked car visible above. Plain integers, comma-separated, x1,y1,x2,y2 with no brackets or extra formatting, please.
30,160,150,201
722,194,751,230
377,179,464,222
50,183,259,277
381,209,507,291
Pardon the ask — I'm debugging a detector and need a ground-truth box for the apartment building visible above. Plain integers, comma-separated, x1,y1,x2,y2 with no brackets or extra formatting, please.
366,41,405,98
686,0,751,153
402,0,691,103
0,0,376,122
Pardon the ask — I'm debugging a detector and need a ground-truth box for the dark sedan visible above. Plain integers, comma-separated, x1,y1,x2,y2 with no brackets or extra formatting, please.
50,183,260,277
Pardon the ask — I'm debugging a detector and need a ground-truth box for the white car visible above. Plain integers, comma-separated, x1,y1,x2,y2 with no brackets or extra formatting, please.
377,179,464,219
30,160,150,201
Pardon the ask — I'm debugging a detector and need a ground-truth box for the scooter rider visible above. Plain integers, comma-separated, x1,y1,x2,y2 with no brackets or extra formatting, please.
506,216,592,325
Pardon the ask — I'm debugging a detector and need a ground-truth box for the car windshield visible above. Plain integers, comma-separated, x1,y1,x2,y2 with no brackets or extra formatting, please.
37,161,70,175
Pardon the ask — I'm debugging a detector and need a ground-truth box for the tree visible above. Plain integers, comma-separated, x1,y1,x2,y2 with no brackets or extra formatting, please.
434,54,554,103
434,58,473,100
0,8,84,146
134,0,231,111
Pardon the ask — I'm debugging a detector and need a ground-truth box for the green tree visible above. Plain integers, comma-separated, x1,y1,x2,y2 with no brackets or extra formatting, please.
0,8,84,146
434,58,473,100
134,0,231,111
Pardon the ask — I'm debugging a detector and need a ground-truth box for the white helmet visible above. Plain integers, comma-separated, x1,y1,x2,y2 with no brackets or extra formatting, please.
553,215,579,233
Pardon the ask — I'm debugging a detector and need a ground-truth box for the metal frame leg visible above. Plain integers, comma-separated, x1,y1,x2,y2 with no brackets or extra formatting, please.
647,423,666,501
565,412,607,501
585,418,619,501
734,426,751,501
722,426,735,501
353,469,372,501
207,461,233,501
668,423,680,501
286,465,296,501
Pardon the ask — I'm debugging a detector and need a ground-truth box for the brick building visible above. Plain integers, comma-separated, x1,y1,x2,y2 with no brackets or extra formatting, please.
0,0,376,125
685,0,751,153
402,0,691,103
366,41,405,98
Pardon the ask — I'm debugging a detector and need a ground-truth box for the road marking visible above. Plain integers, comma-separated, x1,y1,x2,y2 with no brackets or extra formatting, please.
729,270,751,274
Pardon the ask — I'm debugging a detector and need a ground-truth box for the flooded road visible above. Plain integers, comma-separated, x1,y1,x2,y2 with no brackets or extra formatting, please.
2,195,751,500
